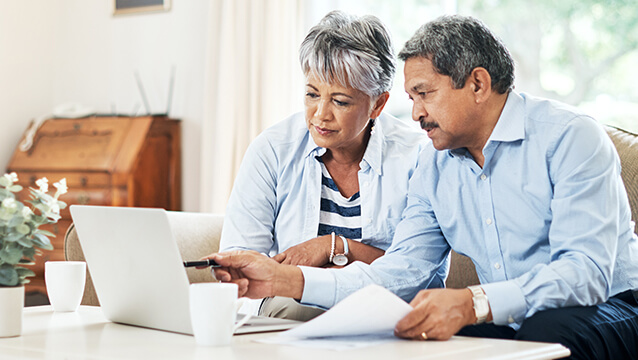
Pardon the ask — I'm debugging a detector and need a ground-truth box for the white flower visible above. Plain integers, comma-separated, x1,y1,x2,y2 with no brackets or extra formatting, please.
4,172,18,183
1,197,17,210
53,178,68,199
35,177,49,193
22,206,33,219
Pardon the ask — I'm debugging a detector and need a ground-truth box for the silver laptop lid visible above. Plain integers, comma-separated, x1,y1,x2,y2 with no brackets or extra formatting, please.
70,205,192,334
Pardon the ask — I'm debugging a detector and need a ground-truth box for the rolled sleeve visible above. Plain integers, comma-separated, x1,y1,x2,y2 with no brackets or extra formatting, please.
481,281,527,326
299,266,336,309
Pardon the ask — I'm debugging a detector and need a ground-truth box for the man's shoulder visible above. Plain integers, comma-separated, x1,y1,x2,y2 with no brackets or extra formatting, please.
520,93,597,130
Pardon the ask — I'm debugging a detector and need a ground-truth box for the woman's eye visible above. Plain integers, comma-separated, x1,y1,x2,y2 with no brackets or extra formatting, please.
334,100,349,106
305,92,319,98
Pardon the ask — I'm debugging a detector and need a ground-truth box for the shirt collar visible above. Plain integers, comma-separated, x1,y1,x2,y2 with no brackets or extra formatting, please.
303,116,385,176
361,117,384,176
487,91,526,144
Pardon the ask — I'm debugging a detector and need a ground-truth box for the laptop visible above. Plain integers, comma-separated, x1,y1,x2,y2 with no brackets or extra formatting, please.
69,205,299,335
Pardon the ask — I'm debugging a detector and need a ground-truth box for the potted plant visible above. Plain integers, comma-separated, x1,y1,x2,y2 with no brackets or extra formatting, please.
0,172,67,337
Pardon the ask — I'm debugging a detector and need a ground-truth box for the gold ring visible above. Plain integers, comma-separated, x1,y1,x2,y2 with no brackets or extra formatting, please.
420,331,428,340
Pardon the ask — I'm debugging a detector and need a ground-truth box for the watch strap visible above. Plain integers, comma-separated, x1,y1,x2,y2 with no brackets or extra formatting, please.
468,285,489,324
338,235,349,256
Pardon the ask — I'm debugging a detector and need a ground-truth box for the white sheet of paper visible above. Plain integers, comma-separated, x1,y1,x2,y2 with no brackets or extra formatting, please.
277,284,413,339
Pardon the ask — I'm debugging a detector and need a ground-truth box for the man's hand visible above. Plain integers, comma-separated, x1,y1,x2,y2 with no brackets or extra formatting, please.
205,251,304,300
272,235,331,266
394,288,477,340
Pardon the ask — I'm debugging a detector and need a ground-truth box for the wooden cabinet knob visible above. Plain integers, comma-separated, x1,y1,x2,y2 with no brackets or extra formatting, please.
77,193,91,205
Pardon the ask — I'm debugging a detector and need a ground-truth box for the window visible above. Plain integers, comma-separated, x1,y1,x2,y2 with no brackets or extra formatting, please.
307,0,638,132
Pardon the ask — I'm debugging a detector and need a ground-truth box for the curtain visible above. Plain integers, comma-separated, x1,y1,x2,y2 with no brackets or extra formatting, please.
201,0,306,212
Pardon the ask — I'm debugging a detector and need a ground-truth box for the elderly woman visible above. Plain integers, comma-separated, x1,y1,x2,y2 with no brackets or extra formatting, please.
219,11,441,320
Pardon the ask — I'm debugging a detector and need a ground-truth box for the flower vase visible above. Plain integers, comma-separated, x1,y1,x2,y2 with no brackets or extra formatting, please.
0,286,24,337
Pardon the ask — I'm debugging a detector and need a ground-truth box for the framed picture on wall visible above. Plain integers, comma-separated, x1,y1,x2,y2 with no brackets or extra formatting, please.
113,0,171,15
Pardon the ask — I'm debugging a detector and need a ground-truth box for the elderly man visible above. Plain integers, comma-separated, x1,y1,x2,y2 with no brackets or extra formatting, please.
208,15,638,359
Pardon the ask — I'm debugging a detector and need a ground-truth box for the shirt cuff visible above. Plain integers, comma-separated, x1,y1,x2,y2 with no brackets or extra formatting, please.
481,281,527,326
298,266,336,309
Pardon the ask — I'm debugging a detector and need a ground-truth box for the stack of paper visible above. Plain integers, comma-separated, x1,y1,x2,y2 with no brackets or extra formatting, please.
257,284,413,350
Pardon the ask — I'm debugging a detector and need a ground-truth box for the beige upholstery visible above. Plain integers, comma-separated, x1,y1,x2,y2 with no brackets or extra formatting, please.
65,211,222,306
64,126,638,304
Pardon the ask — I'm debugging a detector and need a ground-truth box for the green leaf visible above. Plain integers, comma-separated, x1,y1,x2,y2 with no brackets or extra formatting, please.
17,236,33,247
32,233,53,251
22,248,35,262
0,244,24,264
15,266,35,279
16,224,30,235
8,185,22,193
35,229,55,237
0,266,19,286
1,232,23,242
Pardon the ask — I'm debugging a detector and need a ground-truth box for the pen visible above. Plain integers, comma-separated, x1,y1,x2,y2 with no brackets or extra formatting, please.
183,259,221,268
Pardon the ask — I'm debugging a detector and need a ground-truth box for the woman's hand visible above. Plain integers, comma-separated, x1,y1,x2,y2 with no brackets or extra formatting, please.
272,235,332,266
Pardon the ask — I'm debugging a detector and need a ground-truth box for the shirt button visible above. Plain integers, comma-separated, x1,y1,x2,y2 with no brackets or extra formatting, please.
480,174,487,181
486,218,493,225
508,315,515,324
367,218,372,224
364,181,370,187
494,263,501,269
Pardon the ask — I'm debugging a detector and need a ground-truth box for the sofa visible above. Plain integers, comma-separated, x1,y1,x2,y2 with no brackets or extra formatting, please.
65,125,638,306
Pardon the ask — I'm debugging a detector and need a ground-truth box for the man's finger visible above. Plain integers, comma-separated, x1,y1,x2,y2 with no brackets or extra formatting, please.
272,253,286,263
395,291,432,334
212,268,232,282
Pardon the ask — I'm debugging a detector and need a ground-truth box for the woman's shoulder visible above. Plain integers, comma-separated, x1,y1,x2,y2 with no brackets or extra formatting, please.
376,113,429,148
251,112,310,149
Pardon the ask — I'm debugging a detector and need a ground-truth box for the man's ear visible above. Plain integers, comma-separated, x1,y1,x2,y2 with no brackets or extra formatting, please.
468,67,492,103
370,92,390,119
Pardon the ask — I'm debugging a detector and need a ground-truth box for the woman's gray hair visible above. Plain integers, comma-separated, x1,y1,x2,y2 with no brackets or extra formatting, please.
398,15,514,94
299,11,395,97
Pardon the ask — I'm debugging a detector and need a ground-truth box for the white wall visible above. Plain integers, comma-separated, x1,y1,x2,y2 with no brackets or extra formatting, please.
0,0,209,211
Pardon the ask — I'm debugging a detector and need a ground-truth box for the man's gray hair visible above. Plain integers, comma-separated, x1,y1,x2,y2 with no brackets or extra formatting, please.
299,11,396,97
398,15,514,94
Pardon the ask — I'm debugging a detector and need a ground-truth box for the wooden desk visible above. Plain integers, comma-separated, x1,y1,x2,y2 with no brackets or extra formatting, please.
0,306,570,359
6,115,181,296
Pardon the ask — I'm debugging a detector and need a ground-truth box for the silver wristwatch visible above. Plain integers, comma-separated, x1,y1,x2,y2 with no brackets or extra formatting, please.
468,285,489,324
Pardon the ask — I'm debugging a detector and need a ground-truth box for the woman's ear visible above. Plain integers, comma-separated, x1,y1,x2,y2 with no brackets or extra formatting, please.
370,92,390,119
468,67,492,104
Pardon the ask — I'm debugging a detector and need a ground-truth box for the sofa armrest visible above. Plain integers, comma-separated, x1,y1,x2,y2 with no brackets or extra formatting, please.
64,211,224,306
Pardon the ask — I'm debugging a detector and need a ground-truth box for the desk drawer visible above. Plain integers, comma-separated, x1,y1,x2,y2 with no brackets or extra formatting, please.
11,171,111,188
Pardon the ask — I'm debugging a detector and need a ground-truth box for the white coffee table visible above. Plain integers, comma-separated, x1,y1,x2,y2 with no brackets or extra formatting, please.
0,306,570,359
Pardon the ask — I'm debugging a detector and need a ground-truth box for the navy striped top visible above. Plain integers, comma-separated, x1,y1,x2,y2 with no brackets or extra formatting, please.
316,158,362,241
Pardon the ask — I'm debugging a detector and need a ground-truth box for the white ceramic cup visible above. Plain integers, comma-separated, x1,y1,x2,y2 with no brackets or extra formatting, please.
45,261,86,312
189,283,251,346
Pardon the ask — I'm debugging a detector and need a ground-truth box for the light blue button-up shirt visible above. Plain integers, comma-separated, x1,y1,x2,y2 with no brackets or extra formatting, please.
300,92,638,327
220,112,442,265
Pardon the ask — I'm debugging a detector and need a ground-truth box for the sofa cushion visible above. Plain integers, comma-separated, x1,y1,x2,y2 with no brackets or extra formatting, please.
605,126,638,233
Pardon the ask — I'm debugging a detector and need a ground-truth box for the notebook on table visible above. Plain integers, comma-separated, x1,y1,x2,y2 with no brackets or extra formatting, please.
69,205,299,335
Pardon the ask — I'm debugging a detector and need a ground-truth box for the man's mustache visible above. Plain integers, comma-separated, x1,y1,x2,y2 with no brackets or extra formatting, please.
420,120,439,130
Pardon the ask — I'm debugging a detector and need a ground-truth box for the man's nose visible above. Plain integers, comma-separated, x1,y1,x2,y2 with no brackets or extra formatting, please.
412,101,427,122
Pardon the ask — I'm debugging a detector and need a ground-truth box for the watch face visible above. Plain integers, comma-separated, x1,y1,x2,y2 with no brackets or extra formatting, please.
333,254,348,266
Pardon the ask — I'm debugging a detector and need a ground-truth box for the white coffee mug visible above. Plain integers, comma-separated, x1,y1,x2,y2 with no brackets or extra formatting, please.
189,283,251,346
45,261,86,312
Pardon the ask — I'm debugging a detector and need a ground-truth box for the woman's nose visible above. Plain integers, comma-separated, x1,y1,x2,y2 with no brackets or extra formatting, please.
314,99,330,120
